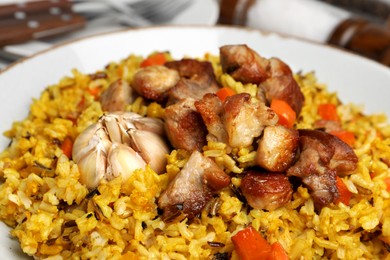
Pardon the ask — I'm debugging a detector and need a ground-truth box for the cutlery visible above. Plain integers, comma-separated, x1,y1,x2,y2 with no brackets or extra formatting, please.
0,0,194,47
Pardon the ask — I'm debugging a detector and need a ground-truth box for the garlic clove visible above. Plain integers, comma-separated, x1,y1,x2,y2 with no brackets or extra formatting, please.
102,114,126,144
73,123,98,162
100,112,143,144
128,129,169,174
106,142,146,181
133,117,165,136
73,111,170,189
77,143,107,189
73,123,110,163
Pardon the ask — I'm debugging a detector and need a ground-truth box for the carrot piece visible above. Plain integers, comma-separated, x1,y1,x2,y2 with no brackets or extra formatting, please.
269,242,289,260
88,87,101,99
330,130,356,147
384,177,390,192
77,96,85,110
140,52,167,67
216,87,236,102
66,116,77,125
334,176,352,206
318,103,340,121
270,99,296,128
61,137,73,159
231,226,272,260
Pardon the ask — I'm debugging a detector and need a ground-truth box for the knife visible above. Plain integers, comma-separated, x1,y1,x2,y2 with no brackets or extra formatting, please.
0,0,86,48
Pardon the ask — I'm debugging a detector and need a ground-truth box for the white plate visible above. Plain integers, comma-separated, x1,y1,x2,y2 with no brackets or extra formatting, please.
0,25,389,259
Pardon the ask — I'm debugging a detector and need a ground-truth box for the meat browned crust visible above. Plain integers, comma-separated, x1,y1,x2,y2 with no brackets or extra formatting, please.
220,44,269,84
165,59,220,104
220,44,304,115
194,93,228,144
240,170,293,211
287,129,358,208
164,98,207,151
256,125,299,172
100,79,134,112
158,151,230,221
223,93,278,148
131,65,180,102
260,58,305,115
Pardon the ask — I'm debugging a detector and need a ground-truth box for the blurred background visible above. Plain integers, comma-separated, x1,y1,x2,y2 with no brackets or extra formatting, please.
1,0,390,69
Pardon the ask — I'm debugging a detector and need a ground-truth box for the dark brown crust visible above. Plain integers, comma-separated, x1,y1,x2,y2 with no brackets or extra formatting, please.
241,170,293,211
164,99,207,151
287,129,358,208
165,59,220,104
256,125,299,172
219,44,304,115
220,44,269,84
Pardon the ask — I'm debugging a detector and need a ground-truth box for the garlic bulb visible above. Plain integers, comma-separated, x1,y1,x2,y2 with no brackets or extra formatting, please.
72,112,169,189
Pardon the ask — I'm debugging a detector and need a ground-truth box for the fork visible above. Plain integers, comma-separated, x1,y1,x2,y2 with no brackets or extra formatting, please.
74,0,193,26
119,0,193,24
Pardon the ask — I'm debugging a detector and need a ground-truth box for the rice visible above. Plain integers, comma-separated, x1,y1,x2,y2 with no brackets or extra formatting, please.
0,51,390,260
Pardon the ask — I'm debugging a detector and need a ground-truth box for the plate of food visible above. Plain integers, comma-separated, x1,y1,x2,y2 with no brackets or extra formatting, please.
0,26,389,259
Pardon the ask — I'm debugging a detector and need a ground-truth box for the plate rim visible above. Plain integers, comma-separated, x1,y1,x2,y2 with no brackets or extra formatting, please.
1,24,389,76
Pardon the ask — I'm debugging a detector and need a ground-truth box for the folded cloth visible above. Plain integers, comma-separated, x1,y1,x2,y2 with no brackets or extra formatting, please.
246,0,351,43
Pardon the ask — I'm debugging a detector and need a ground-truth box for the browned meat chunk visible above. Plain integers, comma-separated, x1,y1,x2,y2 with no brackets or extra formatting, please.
194,93,228,143
164,98,207,151
313,120,357,174
223,93,278,148
131,65,180,102
240,170,293,211
260,58,304,115
256,125,299,172
328,136,359,176
220,44,269,84
100,79,134,112
287,129,358,208
314,119,342,133
165,59,220,104
158,151,230,221
219,44,304,115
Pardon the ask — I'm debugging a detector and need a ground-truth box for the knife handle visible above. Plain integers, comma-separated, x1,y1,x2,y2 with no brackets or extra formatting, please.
328,18,390,66
218,0,255,25
0,0,85,47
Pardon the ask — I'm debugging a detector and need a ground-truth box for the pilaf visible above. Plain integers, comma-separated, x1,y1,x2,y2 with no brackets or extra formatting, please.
0,46,389,260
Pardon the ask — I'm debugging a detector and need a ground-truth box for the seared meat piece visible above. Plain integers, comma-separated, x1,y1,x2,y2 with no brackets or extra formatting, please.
298,129,358,175
194,93,228,143
220,44,269,84
100,79,134,112
131,65,180,102
165,59,220,104
164,98,207,151
158,151,230,221
165,58,217,80
288,147,338,208
314,119,342,133
240,170,293,211
326,136,358,176
223,93,278,148
256,125,299,172
260,58,304,115
219,44,304,115
287,129,358,208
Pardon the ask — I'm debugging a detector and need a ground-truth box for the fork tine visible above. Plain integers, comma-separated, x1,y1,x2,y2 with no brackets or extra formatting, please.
134,0,192,23
131,0,169,15
132,0,191,23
